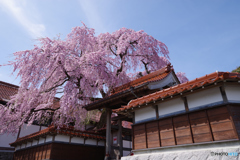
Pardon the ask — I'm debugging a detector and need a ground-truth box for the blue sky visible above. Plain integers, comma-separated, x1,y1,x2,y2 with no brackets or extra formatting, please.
0,0,239,86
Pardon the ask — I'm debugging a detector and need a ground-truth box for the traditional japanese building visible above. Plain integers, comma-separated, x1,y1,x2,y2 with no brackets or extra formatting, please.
9,125,106,160
0,81,51,160
0,80,133,160
84,64,180,159
114,71,240,160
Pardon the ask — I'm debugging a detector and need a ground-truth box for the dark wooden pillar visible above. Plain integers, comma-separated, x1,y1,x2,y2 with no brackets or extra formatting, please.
117,119,123,157
106,108,112,156
17,126,21,139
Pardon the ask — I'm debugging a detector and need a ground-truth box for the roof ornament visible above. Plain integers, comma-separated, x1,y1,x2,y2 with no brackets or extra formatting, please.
165,63,172,73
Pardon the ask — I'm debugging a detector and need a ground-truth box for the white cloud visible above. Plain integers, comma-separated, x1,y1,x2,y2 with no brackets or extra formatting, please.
78,0,106,33
0,0,45,38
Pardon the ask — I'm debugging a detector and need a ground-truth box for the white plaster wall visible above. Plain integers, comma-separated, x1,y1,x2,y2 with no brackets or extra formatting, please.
26,141,32,147
0,132,17,147
55,134,69,142
20,143,25,149
71,137,84,144
45,135,53,142
187,87,223,109
98,140,105,146
135,106,156,123
16,145,20,150
85,139,97,145
32,140,38,146
123,151,131,156
123,140,131,148
19,124,40,138
38,137,45,144
225,85,240,101
158,98,185,117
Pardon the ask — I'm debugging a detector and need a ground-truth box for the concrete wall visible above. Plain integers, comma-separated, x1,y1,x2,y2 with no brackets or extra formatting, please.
158,98,185,117
135,106,156,123
187,87,223,110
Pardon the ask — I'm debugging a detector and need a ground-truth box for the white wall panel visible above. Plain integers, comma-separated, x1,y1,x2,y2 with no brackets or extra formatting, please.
26,141,32,147
20,143,25,149
32,140,38,146
85,139,97,145
123,140,131,148
55,135,69,142
98,140,105,146
225,85,240,101
16,145,20,150
135,106,156,123
38,137,45,144
158,98,185,117
187,87,222,109
71,137,84,144
45,135,53,142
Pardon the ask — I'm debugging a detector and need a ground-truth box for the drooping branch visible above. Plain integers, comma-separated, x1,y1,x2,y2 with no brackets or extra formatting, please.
141,60,150,74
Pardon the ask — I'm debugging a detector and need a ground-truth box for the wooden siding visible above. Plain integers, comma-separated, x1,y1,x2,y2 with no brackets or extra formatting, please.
227,105,240,139
13,143,52,160
133,105,239,150
13,142,105,160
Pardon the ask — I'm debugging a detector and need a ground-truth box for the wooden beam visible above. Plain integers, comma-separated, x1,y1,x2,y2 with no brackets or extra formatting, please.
182,97,189,111
172,117,177,145
132,126,135,150
219,86,228,103
145,123,148,148
157,120,161,147
106,108,112,156
16,126,21,139
187,113,194,143
155,105,159,119
117,119,123,157
205,110,214,141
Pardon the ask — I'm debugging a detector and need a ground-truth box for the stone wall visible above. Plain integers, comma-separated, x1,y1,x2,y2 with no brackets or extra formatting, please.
121,141,240,160
0,152,13,160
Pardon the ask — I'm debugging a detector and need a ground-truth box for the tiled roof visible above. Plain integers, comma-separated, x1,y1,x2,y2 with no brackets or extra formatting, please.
10,125,105,146
0,80,60,110
114,72,240,113
0,81,18,101
84,64,175,110
110,64,173,95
